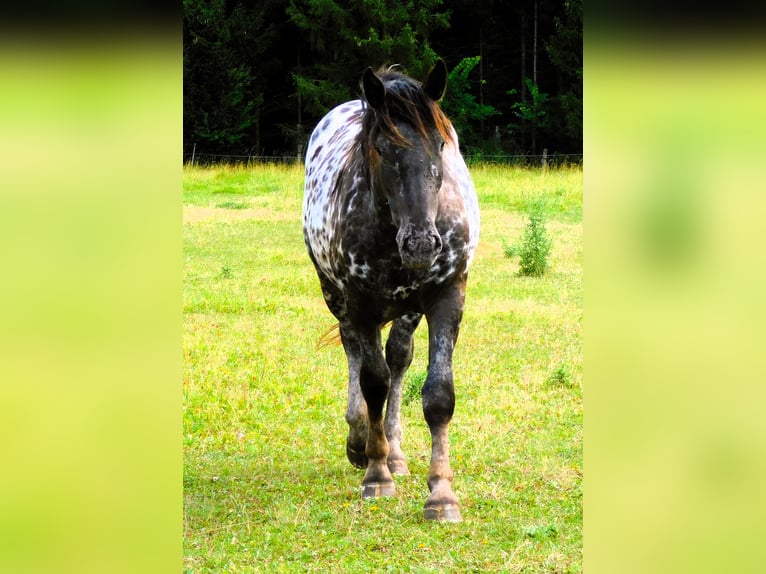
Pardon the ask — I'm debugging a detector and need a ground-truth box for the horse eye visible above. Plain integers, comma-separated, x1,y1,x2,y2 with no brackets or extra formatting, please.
439,140,446,152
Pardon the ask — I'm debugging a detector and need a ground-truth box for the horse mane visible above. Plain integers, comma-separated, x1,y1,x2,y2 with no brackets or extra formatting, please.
360,66,454,163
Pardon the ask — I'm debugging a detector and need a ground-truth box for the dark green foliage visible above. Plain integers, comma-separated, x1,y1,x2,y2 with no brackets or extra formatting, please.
440,56,499,146
545,0,583,146
508,79,550,154
183,0,583,157
505,199,553,277
287,0,448,118
183,0,283,153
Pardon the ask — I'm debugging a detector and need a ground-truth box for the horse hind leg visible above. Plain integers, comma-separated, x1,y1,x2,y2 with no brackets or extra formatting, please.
340,324,368,469
318,278,369,470
354,323,396,499
384,313,422,475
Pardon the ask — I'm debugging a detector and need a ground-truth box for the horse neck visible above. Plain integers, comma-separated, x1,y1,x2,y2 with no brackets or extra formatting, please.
350,147,388,222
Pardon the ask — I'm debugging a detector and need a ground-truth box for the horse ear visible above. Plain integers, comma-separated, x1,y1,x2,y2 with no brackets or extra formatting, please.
423,59,448,102
362,67,386,109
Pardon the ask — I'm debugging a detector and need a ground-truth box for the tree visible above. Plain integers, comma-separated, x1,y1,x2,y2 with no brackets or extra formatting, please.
545,0,582,149
182,0,582,158
183,0,283,154
439,56,498,150
508,78,550,155
287,0,450,118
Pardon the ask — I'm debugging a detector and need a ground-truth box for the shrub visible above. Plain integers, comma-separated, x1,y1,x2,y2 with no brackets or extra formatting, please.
505,199,552,276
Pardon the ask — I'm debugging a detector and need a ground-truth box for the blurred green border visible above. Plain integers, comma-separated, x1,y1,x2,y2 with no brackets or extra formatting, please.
586,36,766,573
0,33,181,573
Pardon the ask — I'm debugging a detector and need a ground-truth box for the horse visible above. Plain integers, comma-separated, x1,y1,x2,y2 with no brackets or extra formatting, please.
302,60,479,522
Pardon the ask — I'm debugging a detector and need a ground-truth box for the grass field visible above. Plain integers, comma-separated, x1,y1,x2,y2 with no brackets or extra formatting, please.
183,162,582,573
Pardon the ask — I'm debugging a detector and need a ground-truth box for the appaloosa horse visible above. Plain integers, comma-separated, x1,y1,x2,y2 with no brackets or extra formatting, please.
302,60,479,522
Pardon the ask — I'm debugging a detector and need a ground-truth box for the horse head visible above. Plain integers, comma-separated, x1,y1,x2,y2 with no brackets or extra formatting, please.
361,60,452,271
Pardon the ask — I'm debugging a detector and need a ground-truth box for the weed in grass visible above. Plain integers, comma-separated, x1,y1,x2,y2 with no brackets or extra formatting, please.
547,364,573,387
524,523,559,539
505,198,553,277
220,264,232,279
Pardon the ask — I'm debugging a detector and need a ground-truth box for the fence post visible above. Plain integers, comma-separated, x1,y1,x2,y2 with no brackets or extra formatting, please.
191,143,196,166
542,148,548,171
296,123,304,164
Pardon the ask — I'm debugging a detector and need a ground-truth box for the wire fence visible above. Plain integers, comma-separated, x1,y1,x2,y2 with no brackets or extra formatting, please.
463,151,583,167
182,149,583,168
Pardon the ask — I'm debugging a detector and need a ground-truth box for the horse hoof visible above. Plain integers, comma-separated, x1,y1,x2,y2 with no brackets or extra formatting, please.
361,481,396,499
423,504,462,523
387,458,410,476
346,443,368,469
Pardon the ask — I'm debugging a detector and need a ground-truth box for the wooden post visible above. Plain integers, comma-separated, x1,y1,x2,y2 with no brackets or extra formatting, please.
542,148,548,171
191,143,196,166
296,123,304,164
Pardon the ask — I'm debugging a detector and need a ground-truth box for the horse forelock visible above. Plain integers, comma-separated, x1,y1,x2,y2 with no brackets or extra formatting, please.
361,69,454,162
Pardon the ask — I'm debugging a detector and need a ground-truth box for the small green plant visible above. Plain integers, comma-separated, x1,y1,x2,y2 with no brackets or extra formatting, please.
220,264,233,278
547,364,572,387
506,199,553,276
524,523,558,539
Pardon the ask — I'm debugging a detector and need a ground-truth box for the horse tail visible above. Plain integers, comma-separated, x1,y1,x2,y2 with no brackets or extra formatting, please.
316,320,395,350
317,322,342,349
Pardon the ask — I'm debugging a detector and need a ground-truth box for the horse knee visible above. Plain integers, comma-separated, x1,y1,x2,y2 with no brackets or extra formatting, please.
421,371,455,427
360,361,391,415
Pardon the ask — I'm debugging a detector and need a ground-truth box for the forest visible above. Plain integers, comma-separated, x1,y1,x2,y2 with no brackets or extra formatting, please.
183,0,582,162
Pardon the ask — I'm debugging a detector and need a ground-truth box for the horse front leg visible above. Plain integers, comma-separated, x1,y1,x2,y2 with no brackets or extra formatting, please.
422,283,466,522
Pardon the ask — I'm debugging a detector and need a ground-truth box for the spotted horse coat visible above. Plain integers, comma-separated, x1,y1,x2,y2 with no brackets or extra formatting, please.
302,60,479,522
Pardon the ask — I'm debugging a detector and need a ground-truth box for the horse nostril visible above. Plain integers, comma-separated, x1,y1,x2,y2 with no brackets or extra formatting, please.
432,232,443,253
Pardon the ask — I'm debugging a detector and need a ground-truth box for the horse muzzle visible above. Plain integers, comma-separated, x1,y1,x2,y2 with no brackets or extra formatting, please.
396,221,443,270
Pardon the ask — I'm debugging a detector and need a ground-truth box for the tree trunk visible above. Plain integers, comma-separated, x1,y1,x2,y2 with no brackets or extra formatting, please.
532,0,538,154
520,8,527,151
479,25,485,143
533,0,538,86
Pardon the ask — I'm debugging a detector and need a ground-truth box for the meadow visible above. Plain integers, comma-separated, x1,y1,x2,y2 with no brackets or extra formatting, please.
183,162,582,572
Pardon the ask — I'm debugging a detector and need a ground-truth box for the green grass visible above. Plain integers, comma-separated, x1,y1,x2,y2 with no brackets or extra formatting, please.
184,162,582,572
